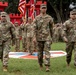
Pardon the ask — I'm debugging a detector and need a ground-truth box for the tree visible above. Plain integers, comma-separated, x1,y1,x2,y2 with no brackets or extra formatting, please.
4,0,19,14
48,0,76,23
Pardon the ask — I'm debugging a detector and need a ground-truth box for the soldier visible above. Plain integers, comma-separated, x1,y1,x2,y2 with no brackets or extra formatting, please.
33,4,54,71
53,23,62,42
26,17,35,55
62,9,76,67
20,17,27,52
53,24,59,42
58,23,63,42
0,12,15,71
14,21,20,52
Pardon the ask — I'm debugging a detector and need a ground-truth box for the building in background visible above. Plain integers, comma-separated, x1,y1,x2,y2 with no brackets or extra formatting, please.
0,0,46,24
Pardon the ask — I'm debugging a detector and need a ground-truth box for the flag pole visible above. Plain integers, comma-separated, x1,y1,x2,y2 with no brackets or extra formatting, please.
23,0,27,24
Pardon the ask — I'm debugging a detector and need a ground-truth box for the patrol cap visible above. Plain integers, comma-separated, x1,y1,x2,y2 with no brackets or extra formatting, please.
40,4,47,9
0,12,7,17
70,9,76,15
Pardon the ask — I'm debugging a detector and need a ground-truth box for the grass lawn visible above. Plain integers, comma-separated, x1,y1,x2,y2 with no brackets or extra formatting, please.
0,42,75,75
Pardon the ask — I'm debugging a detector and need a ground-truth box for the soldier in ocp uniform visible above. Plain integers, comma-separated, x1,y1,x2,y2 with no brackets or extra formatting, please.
26,17,35,55
14,21,20,52
62,9,76,67
20,17,27,52
53,24,59,42
0,12,15,71
33,4,54,71
53,23,62,42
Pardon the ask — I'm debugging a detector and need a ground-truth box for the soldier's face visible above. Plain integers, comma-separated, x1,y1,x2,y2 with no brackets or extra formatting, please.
15,23,18,27
1,16,6,21
28,19,32,23
70,14,76,20
40,8,47,14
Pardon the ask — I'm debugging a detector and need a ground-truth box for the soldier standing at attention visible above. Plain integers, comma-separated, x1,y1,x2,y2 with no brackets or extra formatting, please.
33,4,54,72
14,21,20,52
20,17,27,52
0,12,15,71
62,9,76,67
26,17,35,55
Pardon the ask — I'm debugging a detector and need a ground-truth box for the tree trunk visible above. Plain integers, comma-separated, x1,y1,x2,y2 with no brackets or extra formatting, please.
60,0,63,22
54,8,62,23
49,1,62,23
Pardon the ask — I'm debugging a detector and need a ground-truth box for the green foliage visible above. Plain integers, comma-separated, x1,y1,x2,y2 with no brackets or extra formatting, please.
3,0,19,14
51,42,66,50
47,0,76,22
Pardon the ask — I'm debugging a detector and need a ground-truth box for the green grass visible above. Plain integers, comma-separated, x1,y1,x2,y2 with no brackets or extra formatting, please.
0,42,75,75
51,42,66,50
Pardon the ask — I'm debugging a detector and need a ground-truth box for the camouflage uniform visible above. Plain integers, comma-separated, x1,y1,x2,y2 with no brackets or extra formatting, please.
62,9,76,66
25,22,34,54
33,5,54,68
14,22,20,52
53,23,62,42
20,23,27,52
53,25,59,42
0,12,15,71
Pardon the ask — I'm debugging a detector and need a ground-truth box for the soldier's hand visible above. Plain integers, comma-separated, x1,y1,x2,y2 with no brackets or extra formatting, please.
63,37,68,43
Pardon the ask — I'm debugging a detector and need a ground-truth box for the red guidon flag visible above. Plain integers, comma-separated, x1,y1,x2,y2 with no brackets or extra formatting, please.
18,0,26,17
30,0,35,20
